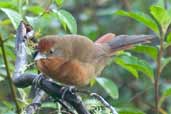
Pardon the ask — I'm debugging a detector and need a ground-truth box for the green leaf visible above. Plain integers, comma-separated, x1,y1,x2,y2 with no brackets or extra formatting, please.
118,108,146,114
115,55,154,81
150,5,171,33
2,101,14,109
115,57,139,78
163,88,171,97
161,57,171,71
41,102,57,108
115,10,159,35
164,32,171,48
159,88,171,107
96,77,119,99
89,79,96,87
1,8,22,30
27,6,44,15
166,32,171,44
55,0,64,8
53,9,77,34
0,76,4,81
132,45,158,60
0,1,15,9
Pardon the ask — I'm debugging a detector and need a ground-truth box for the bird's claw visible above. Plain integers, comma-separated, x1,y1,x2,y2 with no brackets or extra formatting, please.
60,86,76,100
32,74,43,87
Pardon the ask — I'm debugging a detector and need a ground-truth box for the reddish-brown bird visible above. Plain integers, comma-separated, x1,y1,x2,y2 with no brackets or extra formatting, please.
35,33,154,86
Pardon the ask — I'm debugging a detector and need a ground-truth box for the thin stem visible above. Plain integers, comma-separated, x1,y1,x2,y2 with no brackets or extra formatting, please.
149,10,165,114
18,0,23,16
0,35,20,114
155,30,164,114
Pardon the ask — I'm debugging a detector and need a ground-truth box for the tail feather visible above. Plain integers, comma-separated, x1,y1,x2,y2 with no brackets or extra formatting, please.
95,33,115,44
107,35,155,53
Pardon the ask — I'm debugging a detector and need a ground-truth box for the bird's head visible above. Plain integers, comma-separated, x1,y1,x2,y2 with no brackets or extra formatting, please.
34,37,57,61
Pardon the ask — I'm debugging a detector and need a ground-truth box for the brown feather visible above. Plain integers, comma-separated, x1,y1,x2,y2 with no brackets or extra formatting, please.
35,34,155,86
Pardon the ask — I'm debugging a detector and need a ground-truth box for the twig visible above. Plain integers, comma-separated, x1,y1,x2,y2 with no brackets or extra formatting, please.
26,90,47,114
128,86,152,103
0,35,20,114
155,32,164,114
154,3,169,114
147,3,169,113
149,13,164,114
75,89,118,114
91,93,118,114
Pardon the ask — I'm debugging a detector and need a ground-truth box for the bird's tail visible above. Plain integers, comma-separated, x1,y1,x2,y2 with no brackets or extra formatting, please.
106,35,155,55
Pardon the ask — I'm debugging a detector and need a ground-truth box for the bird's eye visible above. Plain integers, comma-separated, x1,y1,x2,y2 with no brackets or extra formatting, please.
49,49,54,54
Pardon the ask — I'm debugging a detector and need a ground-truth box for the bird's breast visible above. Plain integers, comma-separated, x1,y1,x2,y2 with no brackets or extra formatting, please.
36,57,95,86
36,57,66,75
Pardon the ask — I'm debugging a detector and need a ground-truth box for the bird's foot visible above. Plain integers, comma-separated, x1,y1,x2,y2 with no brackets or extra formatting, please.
60,86,76,100
32,73,44,87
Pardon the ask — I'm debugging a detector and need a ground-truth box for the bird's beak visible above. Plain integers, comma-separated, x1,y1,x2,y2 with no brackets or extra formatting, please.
34,52,47,61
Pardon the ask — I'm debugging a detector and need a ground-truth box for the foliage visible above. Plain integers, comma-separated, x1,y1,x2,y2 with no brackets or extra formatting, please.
115,1,171,114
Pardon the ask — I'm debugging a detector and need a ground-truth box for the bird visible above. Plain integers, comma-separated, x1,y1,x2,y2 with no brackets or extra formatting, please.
34,33,154,86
